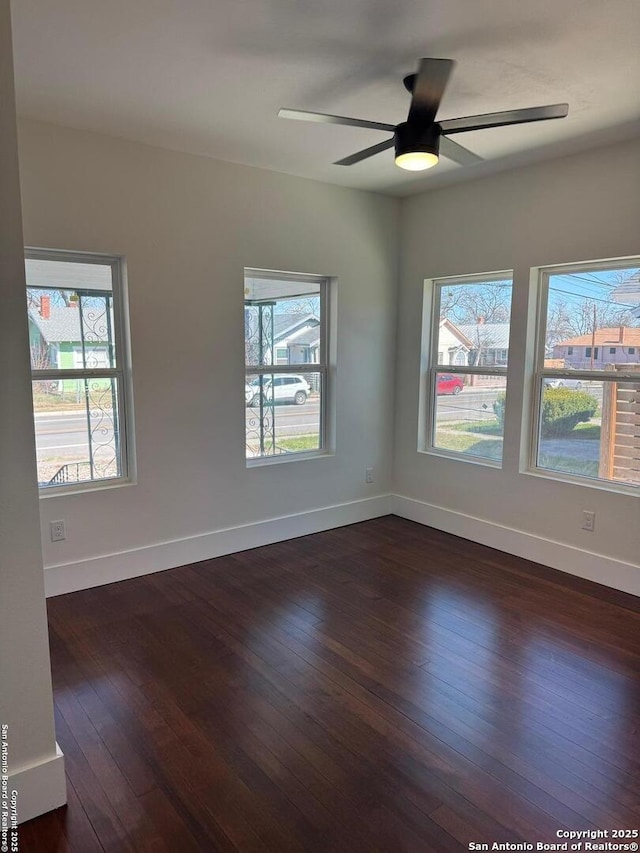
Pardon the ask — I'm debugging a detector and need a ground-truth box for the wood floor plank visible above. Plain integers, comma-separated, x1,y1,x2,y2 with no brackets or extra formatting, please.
24,517,640,851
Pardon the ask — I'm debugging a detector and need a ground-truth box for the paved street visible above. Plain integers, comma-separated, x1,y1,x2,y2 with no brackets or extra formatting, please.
34,384,606,458
34,411,116,457
435,387,502,421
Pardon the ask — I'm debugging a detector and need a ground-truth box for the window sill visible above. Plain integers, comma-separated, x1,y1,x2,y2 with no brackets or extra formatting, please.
246,449,334,468
418,447,503,469
39,476,136,498
523,466,640,497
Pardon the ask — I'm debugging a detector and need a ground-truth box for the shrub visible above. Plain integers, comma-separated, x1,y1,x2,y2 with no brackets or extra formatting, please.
540,388,597,436
493,388,597,435
493,394,506,427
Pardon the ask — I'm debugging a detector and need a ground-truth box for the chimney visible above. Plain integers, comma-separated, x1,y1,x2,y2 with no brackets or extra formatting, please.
619,325,625,343
478,316,485,325
40,294,51,319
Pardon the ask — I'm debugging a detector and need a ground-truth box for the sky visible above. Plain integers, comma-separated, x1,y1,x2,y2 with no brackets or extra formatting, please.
549,267,640,316
439,267,640,329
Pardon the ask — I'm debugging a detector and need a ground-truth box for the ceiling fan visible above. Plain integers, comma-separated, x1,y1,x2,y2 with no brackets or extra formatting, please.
279,58,569,171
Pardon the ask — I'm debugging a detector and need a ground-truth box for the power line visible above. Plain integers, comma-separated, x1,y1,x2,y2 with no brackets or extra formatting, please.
549,286,639,310
552,269,640,290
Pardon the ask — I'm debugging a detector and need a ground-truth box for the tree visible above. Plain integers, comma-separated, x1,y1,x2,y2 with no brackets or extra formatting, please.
439,282,511,324
546,296,637,352
456,285,511,324
439,282,511,370
467,326,497,368
30,341,55,394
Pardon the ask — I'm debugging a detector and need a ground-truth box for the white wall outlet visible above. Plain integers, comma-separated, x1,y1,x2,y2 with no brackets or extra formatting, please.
581,510,595,532
50,520,66,542
365,467,374,484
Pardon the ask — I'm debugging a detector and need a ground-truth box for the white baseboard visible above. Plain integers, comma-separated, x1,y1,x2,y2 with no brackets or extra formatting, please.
10,745,66,824
45,495,393,597
392,494,640,598
44,492,638,599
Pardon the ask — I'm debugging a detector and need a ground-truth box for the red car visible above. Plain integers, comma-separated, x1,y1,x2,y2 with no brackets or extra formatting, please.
437,374,464,395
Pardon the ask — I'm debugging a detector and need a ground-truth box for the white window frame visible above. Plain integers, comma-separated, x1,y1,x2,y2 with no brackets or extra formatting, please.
244,269,330,465
420,271,513,466
26,247,135,495
530,256,640,494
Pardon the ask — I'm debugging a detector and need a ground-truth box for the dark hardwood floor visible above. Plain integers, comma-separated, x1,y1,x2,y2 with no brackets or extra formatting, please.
20,517,640,851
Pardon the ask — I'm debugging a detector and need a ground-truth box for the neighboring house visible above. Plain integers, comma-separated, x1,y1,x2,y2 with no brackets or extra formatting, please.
278,324,321,365
437,318,511,367
611,270,640,319
245,309,321,365
553,326,640,368
437,319,473,365
28,295,111,370
273,312,320,364
456,320,510,367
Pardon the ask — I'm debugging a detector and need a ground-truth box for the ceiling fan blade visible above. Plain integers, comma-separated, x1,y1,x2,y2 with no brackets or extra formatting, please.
439,136,483,167
440,103,569,135
407,58,455,125
278,108,395,133
334,138,395,166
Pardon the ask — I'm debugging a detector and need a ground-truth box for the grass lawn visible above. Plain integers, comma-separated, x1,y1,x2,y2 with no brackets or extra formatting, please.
276,435,320,453
434,429,503,460
448,419,601,440
447,420,502,436
537,454,599,477
32,392,86,412
566,422,601,439
436,416,601,468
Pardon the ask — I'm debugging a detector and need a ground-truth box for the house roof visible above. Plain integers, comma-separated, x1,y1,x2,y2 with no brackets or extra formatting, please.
439,318,474,349
555,327,640,347
273,313,319,343
456,323,511,349
29,306,83,343
29,305,111,344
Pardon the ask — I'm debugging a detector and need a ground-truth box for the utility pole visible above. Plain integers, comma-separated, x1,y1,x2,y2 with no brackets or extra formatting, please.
590,303,596,370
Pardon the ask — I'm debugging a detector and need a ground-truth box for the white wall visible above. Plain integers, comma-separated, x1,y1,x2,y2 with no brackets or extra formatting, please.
17,119,399,593
394,137,640,594
0,0,65,822
13,104,640,603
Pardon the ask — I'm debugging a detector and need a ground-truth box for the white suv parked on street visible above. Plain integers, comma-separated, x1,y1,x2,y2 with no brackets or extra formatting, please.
246,375,311,406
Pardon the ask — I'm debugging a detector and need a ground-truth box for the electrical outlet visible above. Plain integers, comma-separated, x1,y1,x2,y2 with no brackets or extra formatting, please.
581,510,595,532
365,467,374,484
50,520,66,542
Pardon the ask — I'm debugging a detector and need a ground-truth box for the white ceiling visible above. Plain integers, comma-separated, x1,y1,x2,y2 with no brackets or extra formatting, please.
10,0,640,196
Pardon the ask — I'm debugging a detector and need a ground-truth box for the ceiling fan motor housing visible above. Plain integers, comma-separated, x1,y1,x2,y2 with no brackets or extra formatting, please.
394,121,441,160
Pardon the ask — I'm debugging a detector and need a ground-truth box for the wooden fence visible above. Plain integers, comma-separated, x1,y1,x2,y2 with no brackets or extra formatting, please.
599,365,640,484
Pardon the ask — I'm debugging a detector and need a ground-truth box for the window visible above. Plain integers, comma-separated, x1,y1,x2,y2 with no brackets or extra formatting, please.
26,249,133,491
567,347,573,355
244,270,328,461
533,258,640,490
421,272,513,464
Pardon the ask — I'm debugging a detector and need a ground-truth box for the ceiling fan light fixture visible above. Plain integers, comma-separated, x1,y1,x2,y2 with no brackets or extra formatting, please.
395,150,439,171
394,121,440,171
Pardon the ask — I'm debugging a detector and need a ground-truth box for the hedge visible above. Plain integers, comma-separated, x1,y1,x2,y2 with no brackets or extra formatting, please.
540,388,598,436
493,388,597,436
